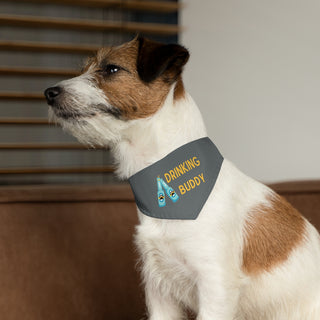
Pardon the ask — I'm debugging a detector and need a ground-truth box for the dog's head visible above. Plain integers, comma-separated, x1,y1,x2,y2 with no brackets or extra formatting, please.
44,37,189,146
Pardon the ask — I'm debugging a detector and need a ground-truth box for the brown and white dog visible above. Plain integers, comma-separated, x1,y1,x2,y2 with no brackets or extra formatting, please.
45,37,320,320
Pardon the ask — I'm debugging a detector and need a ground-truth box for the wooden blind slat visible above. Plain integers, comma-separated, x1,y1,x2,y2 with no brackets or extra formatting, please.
10,0,180,13
0,14,180,36
0,118,49,125
0,67,79,77
115,0,180,13
0,143,105,150
0,166,114,174
0,93,44,100
0,40,100,54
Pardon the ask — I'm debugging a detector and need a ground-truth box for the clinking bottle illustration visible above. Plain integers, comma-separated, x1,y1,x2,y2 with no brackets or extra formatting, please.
157,176,179,207
157,177,166,207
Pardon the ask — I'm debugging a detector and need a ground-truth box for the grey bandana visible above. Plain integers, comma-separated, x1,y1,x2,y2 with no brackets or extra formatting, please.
128,137,223,220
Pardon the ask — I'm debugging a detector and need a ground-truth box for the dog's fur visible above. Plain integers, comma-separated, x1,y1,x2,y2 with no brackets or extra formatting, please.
45,37,320,319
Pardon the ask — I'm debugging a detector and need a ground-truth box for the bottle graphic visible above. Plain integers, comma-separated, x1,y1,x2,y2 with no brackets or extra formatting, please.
160,179,179,203
157,177,166,207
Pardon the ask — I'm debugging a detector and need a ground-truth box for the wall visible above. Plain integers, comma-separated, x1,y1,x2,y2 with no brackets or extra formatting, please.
181,0,320,183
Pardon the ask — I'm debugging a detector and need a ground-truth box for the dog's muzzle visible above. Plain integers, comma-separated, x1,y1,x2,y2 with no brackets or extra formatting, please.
44,86,62,106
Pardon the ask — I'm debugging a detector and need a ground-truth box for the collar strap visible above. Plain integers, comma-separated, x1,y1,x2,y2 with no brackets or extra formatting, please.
128,137,223,220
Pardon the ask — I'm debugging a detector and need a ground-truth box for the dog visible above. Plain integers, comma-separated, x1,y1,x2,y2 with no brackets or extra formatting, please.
45,37,320,319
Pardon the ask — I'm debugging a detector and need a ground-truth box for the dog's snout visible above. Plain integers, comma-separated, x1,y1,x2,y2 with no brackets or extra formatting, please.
44,86,62,105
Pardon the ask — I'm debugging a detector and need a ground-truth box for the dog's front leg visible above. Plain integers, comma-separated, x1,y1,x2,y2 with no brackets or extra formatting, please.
145,282,184,320
195,265,240,320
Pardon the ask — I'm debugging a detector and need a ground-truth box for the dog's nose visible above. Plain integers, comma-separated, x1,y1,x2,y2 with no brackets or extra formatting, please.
44,86,61,105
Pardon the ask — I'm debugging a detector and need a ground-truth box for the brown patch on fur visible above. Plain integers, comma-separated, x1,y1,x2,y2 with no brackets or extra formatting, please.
242,193,306,275
174,76,185,100
83,38,188,120
100,41,170,119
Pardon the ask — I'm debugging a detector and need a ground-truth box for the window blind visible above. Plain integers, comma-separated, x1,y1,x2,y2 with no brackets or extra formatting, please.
0,0,180,185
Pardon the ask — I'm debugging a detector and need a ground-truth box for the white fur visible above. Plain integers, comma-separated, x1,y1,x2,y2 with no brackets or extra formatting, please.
49,71,128,147
51,73,320,319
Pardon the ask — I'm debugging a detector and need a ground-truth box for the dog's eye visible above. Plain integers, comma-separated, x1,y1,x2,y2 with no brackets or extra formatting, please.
102,64,121,75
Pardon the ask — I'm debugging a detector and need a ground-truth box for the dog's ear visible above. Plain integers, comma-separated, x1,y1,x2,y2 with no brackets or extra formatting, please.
137,37,189,83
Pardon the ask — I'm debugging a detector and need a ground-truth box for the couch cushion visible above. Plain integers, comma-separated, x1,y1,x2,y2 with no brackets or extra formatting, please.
0,184,144,320
0,181,319,320
270,180,320,231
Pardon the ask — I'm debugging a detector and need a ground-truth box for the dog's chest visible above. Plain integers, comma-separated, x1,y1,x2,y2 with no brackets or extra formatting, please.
135,224,198,306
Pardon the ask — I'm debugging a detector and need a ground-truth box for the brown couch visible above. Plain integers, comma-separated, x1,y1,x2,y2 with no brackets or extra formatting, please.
0,181,319,320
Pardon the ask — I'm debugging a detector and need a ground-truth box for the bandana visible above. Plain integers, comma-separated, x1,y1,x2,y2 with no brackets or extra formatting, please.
128,137,223,220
